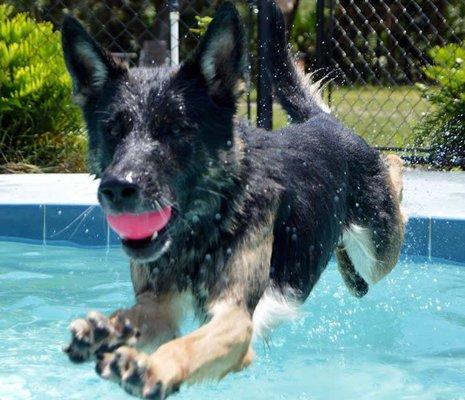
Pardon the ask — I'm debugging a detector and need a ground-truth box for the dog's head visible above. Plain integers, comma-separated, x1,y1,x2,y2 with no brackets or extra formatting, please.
61,2,247,261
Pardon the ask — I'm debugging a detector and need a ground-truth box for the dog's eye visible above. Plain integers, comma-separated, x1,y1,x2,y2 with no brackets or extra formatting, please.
171,123,196,137
108,124,122,137
105,115,132,138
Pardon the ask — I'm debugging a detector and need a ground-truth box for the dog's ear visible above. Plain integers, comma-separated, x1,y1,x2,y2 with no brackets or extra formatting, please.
61,17,127,105
184,2,247,106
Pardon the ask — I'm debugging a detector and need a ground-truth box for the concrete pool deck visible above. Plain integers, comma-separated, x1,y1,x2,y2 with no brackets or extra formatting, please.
0,170,464,219
0,170,464,262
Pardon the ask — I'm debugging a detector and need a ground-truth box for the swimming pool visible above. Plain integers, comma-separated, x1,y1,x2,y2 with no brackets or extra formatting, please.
1,241,464,400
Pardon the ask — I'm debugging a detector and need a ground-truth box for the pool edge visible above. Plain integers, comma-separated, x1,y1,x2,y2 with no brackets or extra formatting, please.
0,204,464,263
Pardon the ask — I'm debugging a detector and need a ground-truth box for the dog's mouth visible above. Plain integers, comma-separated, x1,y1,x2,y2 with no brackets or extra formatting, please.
106,207,174,260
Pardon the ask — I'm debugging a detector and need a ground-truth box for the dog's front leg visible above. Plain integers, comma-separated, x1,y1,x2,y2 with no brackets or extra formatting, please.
64,291,182,363
96,300,253,399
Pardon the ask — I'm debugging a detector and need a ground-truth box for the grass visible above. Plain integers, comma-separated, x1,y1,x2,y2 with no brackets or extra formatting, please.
239,85,430,148
5,86,428,173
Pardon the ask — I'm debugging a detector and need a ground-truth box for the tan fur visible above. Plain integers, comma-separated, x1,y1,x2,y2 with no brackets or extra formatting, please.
376,154,406,274
65,290,188,363
338,155,406,290
363,155,406,282
130,260,151,295
235,345,255,371
222,228,273,302
140,217,277,388
111,291,189,347
97,301,253,398
94,216,279,397
151,302,253,386
385,154,404,202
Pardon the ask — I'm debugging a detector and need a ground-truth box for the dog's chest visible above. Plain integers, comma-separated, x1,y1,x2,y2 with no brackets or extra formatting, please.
141,251,221,303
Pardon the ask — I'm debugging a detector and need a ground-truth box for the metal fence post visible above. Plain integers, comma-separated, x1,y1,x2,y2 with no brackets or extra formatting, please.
257,0,273,130
169,0,179,67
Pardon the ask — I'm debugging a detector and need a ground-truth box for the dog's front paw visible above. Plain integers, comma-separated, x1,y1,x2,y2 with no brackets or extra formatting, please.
96,346,183,399
63,311,139,363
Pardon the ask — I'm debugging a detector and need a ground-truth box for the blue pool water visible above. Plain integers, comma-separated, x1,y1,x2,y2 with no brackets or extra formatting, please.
1,241,465,400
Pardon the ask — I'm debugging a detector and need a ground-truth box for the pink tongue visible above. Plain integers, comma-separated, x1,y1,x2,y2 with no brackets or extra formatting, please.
107,207,172,240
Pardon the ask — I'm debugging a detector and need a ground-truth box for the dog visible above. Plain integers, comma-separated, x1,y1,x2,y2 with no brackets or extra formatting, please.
61,1,405,398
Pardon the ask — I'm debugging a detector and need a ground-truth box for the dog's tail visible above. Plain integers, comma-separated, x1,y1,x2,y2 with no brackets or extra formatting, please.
265,0,329,122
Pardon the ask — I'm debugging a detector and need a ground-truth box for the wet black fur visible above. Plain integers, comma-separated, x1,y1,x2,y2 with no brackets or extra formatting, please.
62,1,400,315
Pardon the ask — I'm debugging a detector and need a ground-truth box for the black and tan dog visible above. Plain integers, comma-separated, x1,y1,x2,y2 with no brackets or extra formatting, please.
61,1,405,398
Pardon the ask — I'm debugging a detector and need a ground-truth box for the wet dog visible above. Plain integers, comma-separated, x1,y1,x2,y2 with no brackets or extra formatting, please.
61,1,405,398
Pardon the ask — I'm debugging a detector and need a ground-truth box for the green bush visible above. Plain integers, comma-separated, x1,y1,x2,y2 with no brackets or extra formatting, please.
0,4,86,171
190,15,212,36
415,44,465,168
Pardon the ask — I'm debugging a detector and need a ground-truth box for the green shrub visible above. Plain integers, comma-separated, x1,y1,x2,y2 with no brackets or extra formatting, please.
415,44,465,168
0,4,86,171
190,15,212,36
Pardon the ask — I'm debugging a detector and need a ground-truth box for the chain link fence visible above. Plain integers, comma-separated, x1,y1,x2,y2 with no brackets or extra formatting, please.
315,0,465,161
1,0,464,170
0,0,223,171
8,0,216,66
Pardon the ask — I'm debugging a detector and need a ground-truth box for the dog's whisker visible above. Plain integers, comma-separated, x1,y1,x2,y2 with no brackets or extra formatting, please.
50,205,96,238
194,186,228,200
68,206,97,239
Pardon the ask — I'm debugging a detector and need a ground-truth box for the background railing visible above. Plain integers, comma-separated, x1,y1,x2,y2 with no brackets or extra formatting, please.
312,0,464,164
9,0,215,65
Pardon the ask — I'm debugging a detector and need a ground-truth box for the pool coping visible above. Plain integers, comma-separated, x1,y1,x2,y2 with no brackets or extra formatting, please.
0,171,464,263
1,170,465,218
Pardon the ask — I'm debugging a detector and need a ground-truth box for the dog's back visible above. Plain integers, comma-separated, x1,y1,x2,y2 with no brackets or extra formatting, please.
253,1,405,307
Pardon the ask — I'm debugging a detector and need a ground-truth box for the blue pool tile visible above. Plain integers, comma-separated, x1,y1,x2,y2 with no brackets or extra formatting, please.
431,218,465,263
45,205,107,247
108,227,121,246
402,217,430,257
0,204,44,241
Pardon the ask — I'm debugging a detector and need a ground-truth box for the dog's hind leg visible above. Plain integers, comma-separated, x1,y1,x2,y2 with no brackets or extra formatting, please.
335,247,369,298
64,291,186,364
384,154,404,202
340,156,406,289
385,154,407,225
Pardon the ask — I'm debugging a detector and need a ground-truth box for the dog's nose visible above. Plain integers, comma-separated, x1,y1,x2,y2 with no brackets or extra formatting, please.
98,176,140,210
